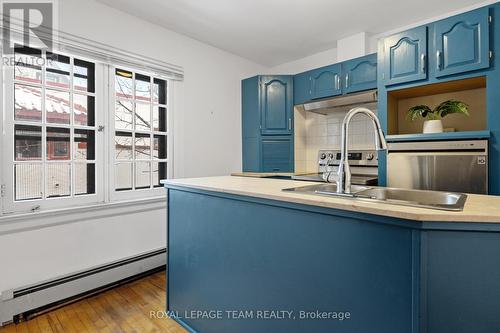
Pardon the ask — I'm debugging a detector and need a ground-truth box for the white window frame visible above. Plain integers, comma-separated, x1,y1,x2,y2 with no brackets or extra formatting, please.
2,49,106,214
108,66,172,202
0,48,174,215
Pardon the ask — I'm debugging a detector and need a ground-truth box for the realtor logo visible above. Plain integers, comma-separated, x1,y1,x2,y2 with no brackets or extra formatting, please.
2,1,54,54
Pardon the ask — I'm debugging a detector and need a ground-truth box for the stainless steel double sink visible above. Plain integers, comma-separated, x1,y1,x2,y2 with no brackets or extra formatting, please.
282,183,468,211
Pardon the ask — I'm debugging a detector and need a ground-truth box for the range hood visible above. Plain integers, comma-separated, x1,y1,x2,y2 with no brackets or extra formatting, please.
303,89,377,115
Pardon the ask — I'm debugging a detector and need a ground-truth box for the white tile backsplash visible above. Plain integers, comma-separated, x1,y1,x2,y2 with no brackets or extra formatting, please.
295,104,378,173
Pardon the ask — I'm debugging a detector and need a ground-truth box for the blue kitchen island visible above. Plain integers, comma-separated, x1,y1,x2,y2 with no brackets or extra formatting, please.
163,176,500,333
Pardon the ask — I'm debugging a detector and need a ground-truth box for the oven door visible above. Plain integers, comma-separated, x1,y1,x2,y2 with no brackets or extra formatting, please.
387,152,488,194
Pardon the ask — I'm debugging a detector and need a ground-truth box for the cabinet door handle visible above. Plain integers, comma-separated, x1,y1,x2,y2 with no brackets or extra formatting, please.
288,118,292,130
335,74,340,90
421,53,426,73
436,50,442,70
345,74,349,89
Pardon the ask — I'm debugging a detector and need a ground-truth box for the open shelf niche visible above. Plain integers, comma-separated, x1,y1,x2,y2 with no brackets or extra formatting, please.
387,76,487,136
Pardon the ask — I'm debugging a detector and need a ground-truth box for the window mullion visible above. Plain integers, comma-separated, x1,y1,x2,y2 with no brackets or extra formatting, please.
41,50,47,200
69,56,74,198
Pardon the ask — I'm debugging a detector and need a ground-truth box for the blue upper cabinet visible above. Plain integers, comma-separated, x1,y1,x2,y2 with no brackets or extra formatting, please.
310,63,342,99
383,26,428,86
342,53,377,93
260,76,293,135
433,7,490,78
293,71,312,105
292,55,377,105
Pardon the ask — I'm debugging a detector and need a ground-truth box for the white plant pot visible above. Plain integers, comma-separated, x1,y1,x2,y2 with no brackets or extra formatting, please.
423,120,443,134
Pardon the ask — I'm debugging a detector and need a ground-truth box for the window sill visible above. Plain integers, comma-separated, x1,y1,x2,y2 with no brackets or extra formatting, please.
0,196,167,235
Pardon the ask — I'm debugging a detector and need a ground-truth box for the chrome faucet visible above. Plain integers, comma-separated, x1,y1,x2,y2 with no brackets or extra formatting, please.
335,107,387,194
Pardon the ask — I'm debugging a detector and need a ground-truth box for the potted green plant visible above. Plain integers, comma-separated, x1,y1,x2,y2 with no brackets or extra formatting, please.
407,100,470,134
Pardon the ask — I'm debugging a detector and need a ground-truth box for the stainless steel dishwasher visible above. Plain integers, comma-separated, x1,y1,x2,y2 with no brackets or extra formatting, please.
387,140,488,194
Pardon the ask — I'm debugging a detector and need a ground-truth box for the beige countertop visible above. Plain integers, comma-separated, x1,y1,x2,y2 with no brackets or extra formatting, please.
163,176,500,223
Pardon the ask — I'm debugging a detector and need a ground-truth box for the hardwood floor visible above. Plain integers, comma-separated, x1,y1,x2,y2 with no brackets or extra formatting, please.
0,271,187,333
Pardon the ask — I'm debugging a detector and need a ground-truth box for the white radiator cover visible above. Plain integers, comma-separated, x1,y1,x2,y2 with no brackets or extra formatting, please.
0,248,166,326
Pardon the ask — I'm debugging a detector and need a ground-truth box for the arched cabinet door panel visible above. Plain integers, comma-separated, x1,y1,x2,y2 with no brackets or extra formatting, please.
383,26,428,86
434,7,490,78
309,64,342,99
260,76,293,135
342,53,377,94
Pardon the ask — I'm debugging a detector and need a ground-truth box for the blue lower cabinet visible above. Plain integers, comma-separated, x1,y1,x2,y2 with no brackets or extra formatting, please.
166,186,500,333
261,136,293,172
342,53,377,93
423,230,500,333
242,137,260,172
167,189,415,333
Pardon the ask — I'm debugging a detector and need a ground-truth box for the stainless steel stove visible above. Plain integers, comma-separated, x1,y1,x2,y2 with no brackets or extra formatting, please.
292,149,379,185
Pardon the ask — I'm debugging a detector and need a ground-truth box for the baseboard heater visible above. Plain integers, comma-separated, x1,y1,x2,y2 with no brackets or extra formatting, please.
0,248,166,326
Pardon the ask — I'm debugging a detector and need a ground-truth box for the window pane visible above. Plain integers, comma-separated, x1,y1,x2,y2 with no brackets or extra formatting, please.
15,125,42,160
46,89,70,124
14,46,42,84
135,161,150,189
135,134,151,159
74,94,95,126
15,84,42,122
115,69,133,99
115,162,132,191
47,127,70,160
15,164,43,200
152,162,167,187
153,135,167,159
152,106,166,132
15,64,42,85
135,103,151,131
74,59,95,93
47,163,71,197
135,74,151,102
115,132,133,160
115,100,133,130
75,163,95,195
46,53,70,89
153,78,166,104
74,129,95,160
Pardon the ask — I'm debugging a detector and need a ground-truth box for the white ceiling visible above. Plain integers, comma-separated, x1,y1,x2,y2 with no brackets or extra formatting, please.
96,0,489,67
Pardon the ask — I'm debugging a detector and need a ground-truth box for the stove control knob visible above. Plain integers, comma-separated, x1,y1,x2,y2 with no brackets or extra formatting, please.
320,153,326,159
327,153,334,159
366,153,374,160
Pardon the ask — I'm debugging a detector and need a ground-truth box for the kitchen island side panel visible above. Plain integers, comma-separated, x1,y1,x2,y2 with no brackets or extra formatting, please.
167,188,416,333
422,230,500,333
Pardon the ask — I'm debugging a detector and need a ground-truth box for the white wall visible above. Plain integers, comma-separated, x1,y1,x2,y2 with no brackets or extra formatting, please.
337,32,369,62
0,0,265,294
270,48,338,74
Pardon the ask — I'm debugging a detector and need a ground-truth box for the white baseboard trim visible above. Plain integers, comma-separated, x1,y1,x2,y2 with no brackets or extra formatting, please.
0,248,166,326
